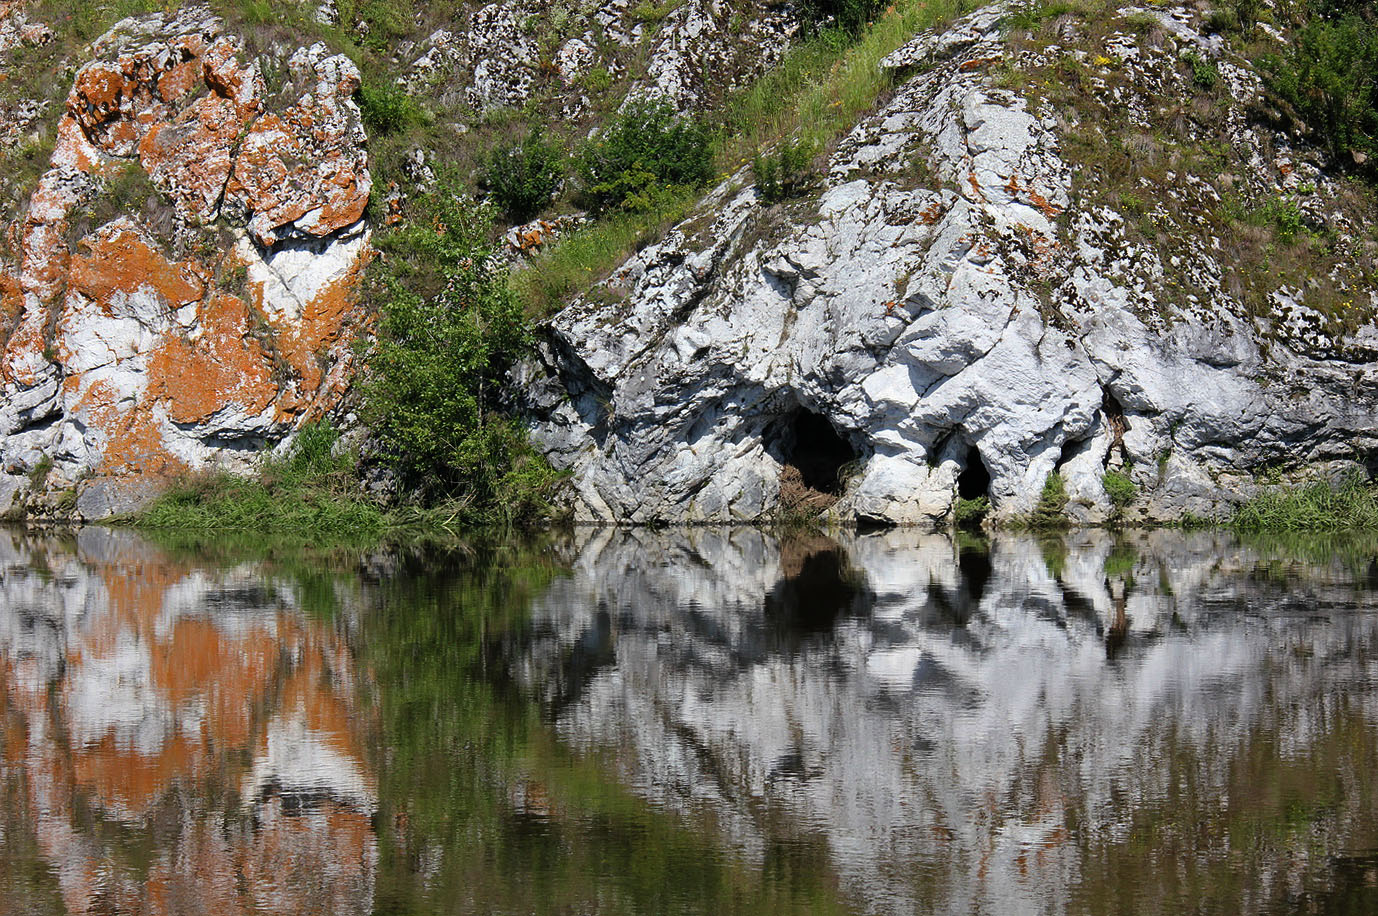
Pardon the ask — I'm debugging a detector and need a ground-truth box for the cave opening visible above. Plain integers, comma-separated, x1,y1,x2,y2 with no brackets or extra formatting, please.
778,408,859,497
956,445,991,500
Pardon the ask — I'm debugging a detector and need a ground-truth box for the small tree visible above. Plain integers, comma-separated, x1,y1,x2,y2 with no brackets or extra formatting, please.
798,0,886,34
363,177,560,524
753,137,816,203
1030,471,1070,528
485,130,565,223
577,97,715,213
1264,12,1378,167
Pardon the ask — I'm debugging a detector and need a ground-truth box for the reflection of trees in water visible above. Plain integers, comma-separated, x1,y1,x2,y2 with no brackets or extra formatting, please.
0,529,378,916
518,527,1378,916
362,541,854,916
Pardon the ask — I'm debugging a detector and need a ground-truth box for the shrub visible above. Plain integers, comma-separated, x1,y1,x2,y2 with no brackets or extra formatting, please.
1029,471,1070,528
1263,12,1378,167
357,79,424,136
752,137,816,203
1102,468,1137,514
363,177,562,525
1232,0,1261,30
799,0,887,34
1180,49,1219,90
954,495,990,527
1256,195,1305,242
485,129,565,223
1003,0,1078,32
577,98,714,213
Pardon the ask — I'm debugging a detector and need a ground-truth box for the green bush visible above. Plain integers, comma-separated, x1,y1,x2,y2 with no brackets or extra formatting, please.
1180,49,1219,90
357,79,424,136
954,495,990,527
799,0,887,34
363,177,561,525
753,137,816,203
1263,11,1378,167
1233,0,1262,30
485,130,566,223
1255,195,1305,242
1029,471,1070,528
577,98,715,214
1102,468,1137,514
1003,1,1078,31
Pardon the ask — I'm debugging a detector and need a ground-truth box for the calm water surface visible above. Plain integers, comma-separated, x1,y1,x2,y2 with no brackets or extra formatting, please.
2,527,1377,915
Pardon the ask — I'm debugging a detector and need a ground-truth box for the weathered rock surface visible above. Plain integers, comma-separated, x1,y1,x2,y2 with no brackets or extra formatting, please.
403,0,798,116
526,4,1378,525
0,7,371,517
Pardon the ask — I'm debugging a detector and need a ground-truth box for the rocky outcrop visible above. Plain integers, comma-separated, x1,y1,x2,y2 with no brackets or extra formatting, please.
402,0,798,116
526,4,1378,525
0,7,372,517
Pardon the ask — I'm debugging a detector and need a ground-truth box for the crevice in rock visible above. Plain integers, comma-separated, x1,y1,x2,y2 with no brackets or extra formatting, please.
1055,435,1084,471
1101,386,1129,467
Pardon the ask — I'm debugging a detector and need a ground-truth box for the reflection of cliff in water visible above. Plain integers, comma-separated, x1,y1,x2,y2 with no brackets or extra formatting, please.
0,529,378,916
518,527,1378,916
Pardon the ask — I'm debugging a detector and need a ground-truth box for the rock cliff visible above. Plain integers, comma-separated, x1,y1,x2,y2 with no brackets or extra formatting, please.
0,7,371,517
527,3,1378,525
0,0,1373,526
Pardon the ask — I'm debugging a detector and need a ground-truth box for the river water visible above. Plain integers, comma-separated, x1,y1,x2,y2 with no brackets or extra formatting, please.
1,526,1376,915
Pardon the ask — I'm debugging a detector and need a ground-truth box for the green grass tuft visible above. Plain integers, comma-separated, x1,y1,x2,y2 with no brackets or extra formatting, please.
1102,468,1137,515
1230,473,1378,532
130,420,387,535
954,495,990,527
1028,471,1071,529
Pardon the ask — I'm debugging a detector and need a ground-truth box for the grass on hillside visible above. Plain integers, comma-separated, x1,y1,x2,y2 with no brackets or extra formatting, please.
512,0,973,318
1230,473,1378,532
128,422,389,535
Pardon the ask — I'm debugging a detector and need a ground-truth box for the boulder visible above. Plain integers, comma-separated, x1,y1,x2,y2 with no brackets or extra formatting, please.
0,7,372,518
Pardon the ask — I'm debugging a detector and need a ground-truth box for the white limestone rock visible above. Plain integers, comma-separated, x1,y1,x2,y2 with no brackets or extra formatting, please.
526,4,1378,525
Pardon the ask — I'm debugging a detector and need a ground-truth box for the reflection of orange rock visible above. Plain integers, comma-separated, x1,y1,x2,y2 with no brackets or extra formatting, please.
0,533,378,913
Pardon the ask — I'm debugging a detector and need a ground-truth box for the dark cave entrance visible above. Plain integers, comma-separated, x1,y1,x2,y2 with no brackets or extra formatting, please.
956,445,991,500
773,408,861,515
781,409,858,495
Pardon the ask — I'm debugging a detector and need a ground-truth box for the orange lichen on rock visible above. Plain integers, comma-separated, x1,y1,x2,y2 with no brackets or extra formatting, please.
1004,171,1063,222
224,45,370,246
266,245,372,393
68,222,204,307
148,292,279,425
80,378,187,477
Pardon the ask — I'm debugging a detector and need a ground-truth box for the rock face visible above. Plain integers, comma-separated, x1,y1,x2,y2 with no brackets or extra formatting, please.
0,8,371,517
526,3,1378,525
403,0,798,116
